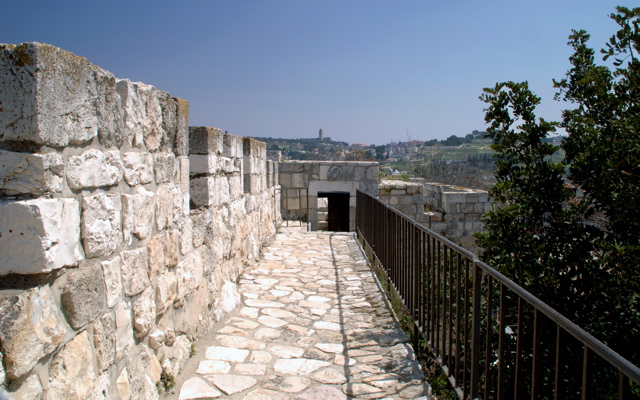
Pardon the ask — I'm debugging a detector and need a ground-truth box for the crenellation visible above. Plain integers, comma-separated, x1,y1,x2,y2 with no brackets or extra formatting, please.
0,41,279,398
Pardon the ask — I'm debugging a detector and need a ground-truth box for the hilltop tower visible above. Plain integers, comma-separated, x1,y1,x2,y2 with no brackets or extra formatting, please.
319,129,324,141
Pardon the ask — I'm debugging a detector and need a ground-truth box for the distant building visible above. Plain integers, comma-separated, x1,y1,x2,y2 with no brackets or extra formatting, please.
319,129,324,141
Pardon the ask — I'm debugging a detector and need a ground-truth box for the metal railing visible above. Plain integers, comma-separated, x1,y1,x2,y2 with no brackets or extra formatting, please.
277,187,309,227
356,190,640,400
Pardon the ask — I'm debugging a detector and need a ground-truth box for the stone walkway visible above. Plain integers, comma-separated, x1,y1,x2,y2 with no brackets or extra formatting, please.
166,227,433,400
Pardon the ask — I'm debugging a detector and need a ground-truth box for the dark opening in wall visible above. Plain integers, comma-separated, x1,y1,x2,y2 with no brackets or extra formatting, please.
317,191,350,232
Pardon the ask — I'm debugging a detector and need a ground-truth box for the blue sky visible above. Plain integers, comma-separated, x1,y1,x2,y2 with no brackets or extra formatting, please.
1,1,623,145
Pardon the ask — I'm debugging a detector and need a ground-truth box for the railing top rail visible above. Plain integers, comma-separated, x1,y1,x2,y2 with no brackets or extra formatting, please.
357,189,640,384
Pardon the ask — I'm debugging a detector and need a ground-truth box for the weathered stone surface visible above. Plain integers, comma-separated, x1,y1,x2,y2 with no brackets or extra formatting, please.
174,99,190,156
149,329,165,350
205,346,249,363
67,149,122,189
102,256,122,308
116,367,131,400
48,331,96,399
0,43,107,147
262,375,311,393
0,286,67,379
196,360,231,375
205,374,257,395
0,150,64,195
82,193,122,258
243,388,289,400
311,368,347,384
8,373,43,400
114,301,134,361
132,286,155,338
189,176,214,208
273,359,330,376
61,260,107,329
154,152,175,184
156,183,178,231
93,312,116,372
176,250,203,298
120,248,150,296
122,151,153,186
220,281,240,313
0,198,82,275
179,377,221,400
180,218,194,256
189,126,223,155
160,334,191,377
122,187,155,244
155,271,178,314
295,385,347,400
165,228,180,267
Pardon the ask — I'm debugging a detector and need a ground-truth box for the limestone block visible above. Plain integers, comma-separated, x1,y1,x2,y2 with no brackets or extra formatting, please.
141,85,164,152
116,79,145,148
220,157,237,173
147,235,165,278
189,154,219,175
178,156,189,193
216,175,231,205
132,286,155,338
460,203,475,213
155,272,178,314
116,367,131,400
156,183,178,231
146,349,163,384
223,133,242,158
48,330,96,399
0,198,82,275
165,229,180,267
159,334,191,377
114,302,133,362
160,92,177,151
191,212,210,248
180,218,193,256
100,257,122,309
0,286,67,380
0,43,105,146
93,312,116,372
229,175,243,200
122,187,155,244
149,329,165,350
90,372,112,400
82,193,122,258
280,173,292,188
120,248,150,296
151,153,174,184
175,98,190,156
0,150,64,195
189,126,223,155
61,259,107,330
474,202,485,213
122,152,153,186
8,373,43,400
399,196,414,206
176,250,204,299
67,149,122,190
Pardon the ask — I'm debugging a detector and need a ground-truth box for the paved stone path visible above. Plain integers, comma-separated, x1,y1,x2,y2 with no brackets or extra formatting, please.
166,227,433,400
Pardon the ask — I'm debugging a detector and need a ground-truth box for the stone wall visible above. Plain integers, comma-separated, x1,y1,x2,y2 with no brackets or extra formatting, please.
0,43,280,399
378,180,490,254
279,161,378,231
420,181,490,254
378,180,425,221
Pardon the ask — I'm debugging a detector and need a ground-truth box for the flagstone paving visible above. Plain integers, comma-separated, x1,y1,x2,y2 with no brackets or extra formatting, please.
165,227,434,400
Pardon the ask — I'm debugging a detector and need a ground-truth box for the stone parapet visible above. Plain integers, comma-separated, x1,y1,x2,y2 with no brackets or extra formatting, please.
0,43,281,398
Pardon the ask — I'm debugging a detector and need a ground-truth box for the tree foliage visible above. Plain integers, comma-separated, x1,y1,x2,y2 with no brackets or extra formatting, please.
477,6,640,368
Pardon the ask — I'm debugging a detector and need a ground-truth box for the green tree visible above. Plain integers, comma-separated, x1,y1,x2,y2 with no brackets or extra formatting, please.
477,5,640,373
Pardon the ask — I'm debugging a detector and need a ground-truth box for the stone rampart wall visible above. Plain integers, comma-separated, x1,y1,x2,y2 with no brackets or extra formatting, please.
378,180,490,254
0,43,280,399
